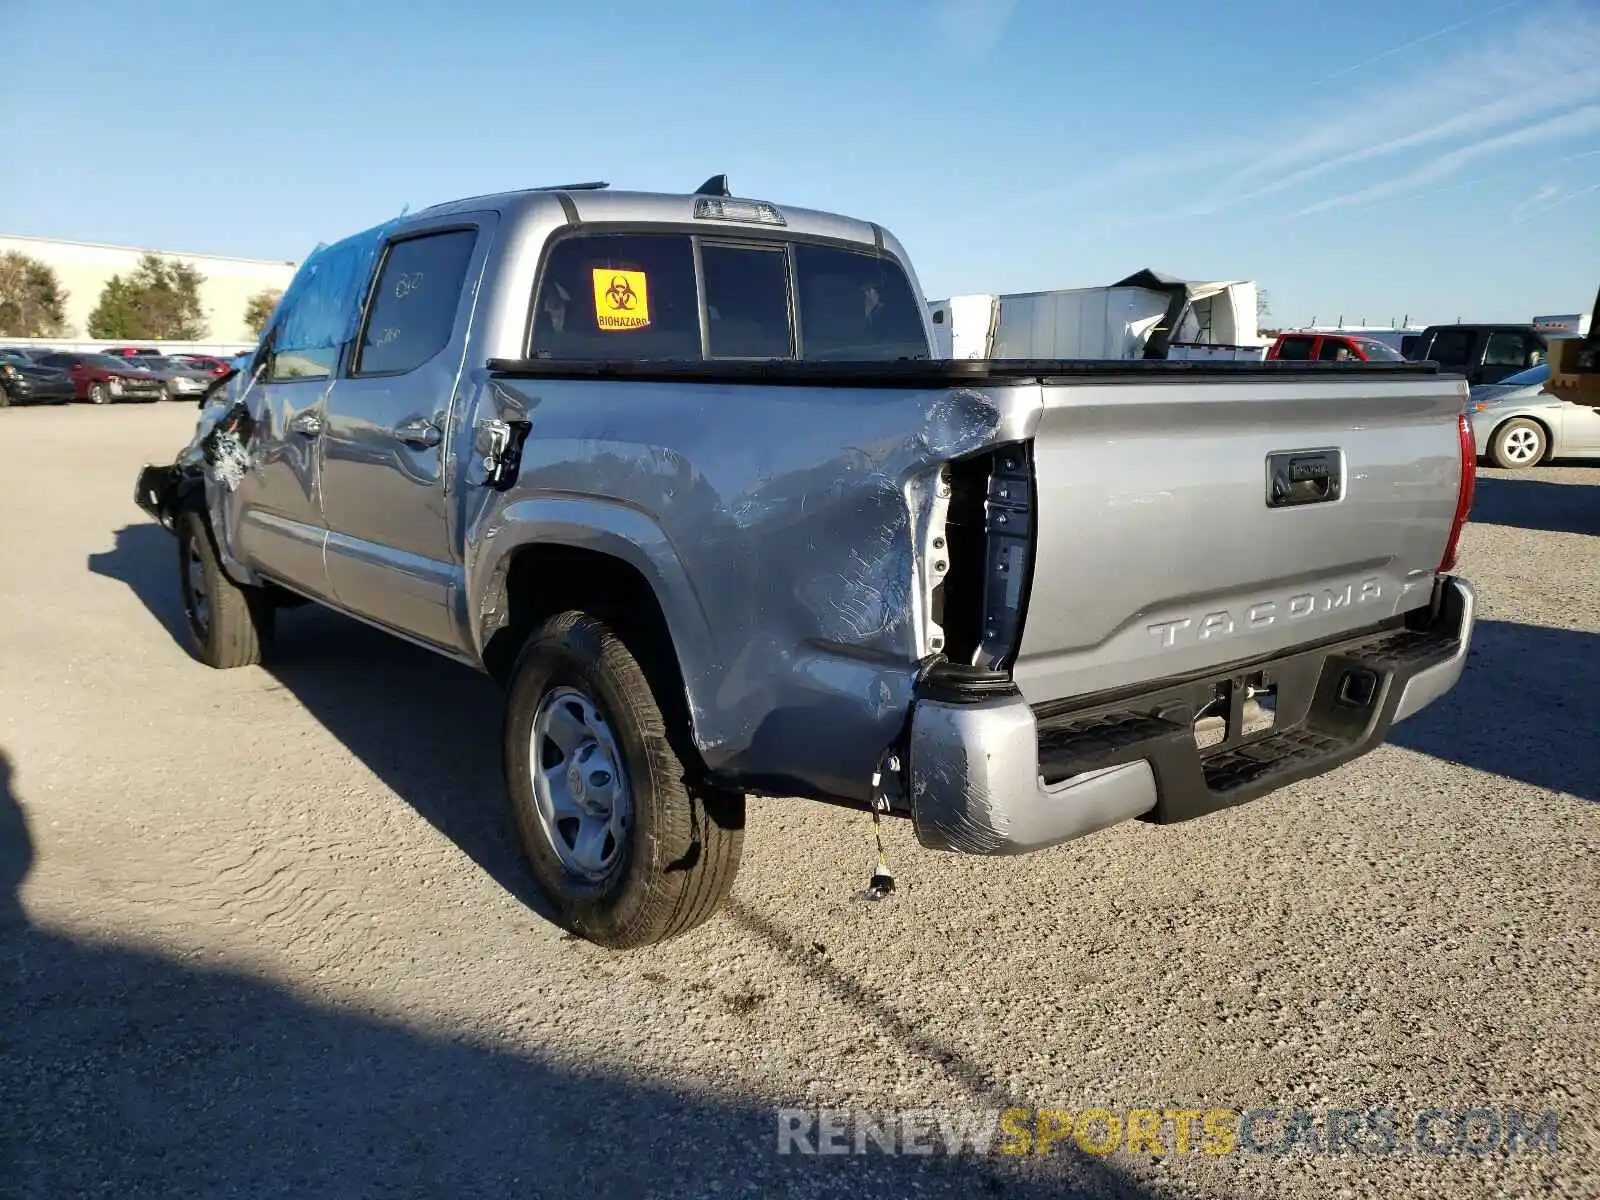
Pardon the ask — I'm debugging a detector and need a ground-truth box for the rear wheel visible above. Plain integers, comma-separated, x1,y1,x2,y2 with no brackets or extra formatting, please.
176,509,274,668
1489,418,1545,469
502,611,744,949
88,382,109,405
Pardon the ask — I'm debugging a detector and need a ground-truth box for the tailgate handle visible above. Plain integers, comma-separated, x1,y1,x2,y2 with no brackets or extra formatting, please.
1267,449,1342,508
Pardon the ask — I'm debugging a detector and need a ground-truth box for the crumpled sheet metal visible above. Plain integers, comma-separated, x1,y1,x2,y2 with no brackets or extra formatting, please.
464,376,1012,804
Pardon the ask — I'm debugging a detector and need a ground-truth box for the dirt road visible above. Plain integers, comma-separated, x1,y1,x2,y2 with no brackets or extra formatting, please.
3,404,1596,1198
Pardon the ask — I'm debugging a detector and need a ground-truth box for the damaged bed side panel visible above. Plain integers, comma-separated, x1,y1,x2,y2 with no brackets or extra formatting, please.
464,373,1041,804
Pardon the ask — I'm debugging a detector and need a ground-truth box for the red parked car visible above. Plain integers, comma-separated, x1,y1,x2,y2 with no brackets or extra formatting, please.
172,354,233,376
1267,332,1406,362
34,352,165,404
102,345,161,359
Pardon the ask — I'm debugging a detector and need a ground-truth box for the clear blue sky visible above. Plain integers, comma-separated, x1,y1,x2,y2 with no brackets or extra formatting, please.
2,0,1596,328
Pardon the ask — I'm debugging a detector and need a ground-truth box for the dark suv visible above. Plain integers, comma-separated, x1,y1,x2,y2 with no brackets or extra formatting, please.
1405,324,1547,386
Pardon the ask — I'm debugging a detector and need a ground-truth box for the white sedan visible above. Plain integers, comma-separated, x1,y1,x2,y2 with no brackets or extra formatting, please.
1467,364,1600,469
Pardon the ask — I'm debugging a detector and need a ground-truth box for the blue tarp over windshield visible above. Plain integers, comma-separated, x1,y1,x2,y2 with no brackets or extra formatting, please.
263,216,403,364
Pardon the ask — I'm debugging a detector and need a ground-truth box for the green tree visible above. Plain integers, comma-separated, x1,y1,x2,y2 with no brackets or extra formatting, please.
87,253,209,340
0,251,70,337
86,276,141,339
243,288,282,337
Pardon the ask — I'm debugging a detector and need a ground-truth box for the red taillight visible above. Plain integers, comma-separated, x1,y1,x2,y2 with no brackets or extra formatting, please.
1438,412,1477,573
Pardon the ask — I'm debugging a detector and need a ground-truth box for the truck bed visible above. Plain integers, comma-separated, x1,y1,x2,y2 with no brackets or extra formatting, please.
488,356,1442,385
488,355,1466,707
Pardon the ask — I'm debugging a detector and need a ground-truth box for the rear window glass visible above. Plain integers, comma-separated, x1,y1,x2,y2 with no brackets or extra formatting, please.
528,232,930,362
795,243,929,361
702,243,792,358
531,233,702,360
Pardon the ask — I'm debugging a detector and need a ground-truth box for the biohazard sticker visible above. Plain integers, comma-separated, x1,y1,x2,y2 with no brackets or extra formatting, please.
592,268,651,331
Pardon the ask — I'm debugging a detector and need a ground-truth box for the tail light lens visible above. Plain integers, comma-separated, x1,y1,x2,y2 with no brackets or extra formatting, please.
1438,412,1477,573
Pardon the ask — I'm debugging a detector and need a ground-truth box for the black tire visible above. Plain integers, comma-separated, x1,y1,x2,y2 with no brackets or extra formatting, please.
159,384,173,402
88,382,109,405
503,611,744,949
1488,418,1546,470
176,509,274,668
0,387,10,408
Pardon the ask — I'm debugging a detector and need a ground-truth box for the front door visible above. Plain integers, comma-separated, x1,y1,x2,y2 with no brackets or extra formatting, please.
226,350,337,601
317,218,492,652
1559,398,1600,453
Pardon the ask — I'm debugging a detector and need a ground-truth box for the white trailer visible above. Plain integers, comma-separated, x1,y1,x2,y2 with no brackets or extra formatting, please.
929,271,1268,361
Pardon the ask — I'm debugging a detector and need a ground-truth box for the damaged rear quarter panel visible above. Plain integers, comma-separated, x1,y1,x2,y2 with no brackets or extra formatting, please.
464,373,1040,803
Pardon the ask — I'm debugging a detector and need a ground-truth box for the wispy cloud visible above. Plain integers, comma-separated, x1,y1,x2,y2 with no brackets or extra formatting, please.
1509,182,1560,220
1296,104,1600,214
998,3,1600,224
929,0,1017,63
1302,0,1524,89
1511,178,1600,222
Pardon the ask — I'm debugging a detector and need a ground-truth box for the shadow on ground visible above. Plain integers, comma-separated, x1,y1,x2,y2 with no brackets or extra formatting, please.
0,752,1155,1198
89,523,548,917
1389,619,1598,802
1470,474,1599,537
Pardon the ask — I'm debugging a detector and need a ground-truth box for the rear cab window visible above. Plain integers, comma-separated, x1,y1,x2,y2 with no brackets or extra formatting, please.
527,230,929,362
1274,336,1315,361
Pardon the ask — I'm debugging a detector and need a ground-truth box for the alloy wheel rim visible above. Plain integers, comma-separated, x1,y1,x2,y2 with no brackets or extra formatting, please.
1505,427,1539,463
527,686,632,882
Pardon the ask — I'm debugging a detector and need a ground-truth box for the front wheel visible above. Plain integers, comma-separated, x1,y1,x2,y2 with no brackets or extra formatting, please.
1488,418,1545,469
176,509,274,668
503,611,744,949
87,382,110,405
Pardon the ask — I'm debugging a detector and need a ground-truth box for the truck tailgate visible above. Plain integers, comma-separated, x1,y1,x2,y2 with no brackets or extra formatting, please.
1013,372,1469,706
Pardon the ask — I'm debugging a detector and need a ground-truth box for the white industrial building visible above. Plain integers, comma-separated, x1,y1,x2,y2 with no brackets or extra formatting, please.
0,233,300,349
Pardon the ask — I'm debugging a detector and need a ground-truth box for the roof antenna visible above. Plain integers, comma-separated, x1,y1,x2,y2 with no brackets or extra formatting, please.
695,174,731,197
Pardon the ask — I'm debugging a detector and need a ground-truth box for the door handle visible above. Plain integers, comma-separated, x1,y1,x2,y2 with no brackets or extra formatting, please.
288,410,323,437
395,416,443,448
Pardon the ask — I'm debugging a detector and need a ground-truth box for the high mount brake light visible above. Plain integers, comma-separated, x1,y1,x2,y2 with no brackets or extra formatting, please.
692,197,786,226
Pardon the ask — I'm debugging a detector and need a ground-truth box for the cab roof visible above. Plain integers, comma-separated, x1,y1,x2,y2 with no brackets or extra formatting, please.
411,183,892,256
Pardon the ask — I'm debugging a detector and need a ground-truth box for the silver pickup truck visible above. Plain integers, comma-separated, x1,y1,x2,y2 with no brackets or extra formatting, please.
135,178,1479,949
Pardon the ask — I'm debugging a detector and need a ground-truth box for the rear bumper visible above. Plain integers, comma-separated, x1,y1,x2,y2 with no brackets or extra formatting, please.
908,574,1476,856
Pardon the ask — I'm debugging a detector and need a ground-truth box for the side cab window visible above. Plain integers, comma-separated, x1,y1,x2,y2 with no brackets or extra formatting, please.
352,229,480,377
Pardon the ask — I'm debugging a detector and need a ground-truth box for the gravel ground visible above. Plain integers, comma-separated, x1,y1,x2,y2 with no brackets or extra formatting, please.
2,403,1596,1200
